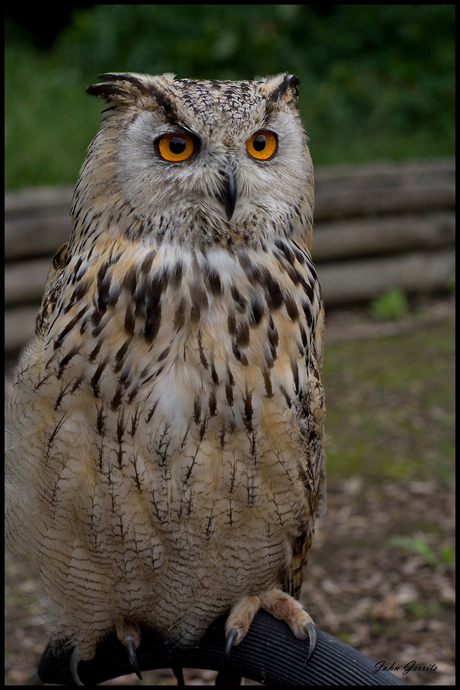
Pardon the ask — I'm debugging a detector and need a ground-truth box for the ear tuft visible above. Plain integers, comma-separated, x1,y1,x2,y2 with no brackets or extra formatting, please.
288,75,300,92
86,73,151,104
262,73,300,105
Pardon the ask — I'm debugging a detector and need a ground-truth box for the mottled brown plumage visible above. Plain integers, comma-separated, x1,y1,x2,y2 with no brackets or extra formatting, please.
5,72,326,668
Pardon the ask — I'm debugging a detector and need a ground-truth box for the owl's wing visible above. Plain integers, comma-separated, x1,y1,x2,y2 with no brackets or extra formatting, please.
284,303,326,600
35,242,68,337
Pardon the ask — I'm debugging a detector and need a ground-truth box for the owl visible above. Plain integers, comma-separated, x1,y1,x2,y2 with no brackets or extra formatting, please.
5,72,326,681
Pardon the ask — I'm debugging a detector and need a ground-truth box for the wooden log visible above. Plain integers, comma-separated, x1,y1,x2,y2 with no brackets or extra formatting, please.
5,186,72,260
315,159,455,220
312,211,455,262
5,185,73,216
5,306,38,353
5,213,71,261
319,249,455,305
5,258,50,306
314,158,454,192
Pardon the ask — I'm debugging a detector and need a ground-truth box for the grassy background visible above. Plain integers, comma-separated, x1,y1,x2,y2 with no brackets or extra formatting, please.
5,4,455,189
323,314,454,487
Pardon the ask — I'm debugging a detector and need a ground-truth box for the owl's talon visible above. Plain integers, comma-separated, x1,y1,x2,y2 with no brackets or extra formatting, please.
216,631,243,686
172,664,185,685
224,627,240,660
70,651,84,686
124,634,142,680
304,622,317,662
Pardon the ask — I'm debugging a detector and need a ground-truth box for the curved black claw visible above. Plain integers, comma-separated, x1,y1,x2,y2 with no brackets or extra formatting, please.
172,664,185,685
224,628,240,660
124,634,142,680
70,651,84,686
304,622,317,662
215,629,242,686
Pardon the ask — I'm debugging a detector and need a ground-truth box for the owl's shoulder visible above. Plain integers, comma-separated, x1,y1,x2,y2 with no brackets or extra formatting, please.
35,242,68,337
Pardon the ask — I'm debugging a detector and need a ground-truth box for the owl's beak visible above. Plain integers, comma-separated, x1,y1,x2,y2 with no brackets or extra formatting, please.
217,161,237,221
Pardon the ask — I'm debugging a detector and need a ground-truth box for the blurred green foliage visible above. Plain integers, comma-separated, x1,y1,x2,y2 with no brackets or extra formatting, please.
369,288,409,321
390,535,455,568
5,5,455,189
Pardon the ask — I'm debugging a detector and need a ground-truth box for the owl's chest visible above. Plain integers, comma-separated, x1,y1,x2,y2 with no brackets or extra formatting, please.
50,240,318,415
76,365,311,538
41,242,320,535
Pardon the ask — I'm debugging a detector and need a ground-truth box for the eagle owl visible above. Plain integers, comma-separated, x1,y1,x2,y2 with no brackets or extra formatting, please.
5,72,326,679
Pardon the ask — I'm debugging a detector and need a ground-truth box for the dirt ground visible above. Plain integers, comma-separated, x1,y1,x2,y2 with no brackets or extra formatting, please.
5,296,455,686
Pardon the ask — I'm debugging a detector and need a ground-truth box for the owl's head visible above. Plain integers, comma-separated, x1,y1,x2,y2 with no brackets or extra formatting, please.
75,72,313,249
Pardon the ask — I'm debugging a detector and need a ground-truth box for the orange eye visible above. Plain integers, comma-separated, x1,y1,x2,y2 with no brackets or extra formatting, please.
157,133,196,162
246,130,278,160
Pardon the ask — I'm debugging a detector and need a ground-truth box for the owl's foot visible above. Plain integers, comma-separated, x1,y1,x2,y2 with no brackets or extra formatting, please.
117,622,142,680
224,595,261,652
259,588,316,661
215,597,260,685
225,589,316,662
